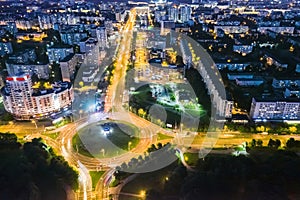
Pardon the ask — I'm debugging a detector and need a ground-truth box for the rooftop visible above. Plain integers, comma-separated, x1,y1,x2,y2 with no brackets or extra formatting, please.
60,53,75,62
32,82,72,96
47,43,73,49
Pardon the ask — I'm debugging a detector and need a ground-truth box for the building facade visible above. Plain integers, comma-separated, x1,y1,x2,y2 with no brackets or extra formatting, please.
250,98,300,121
47,44,74,63
59,53,78,82
96,26,108,49
0,41,13,56
235,78,264,87
6,62,50,79
1,74,73,120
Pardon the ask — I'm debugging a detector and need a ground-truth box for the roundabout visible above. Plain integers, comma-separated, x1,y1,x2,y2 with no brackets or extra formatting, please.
72,120,140,158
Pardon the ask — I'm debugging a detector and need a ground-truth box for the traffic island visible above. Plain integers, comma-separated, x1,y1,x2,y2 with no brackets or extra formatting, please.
72,120,140,158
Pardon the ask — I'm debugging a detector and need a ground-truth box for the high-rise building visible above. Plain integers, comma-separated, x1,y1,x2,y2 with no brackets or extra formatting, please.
161,20,175,35
168,6,179,22
96,27,108,49
6,62,50,80
1,74,74,120
0,41,13,56
47,44,74,63
79,38,97,53
2,74,34,119
61,32,88,46
59,53,78,82
180,5,192,23
38,15,52,30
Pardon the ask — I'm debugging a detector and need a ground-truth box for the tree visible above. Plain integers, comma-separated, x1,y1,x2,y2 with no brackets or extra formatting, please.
257,139,263,147
146,189,161,200
0,112,14,121
147,144,158,153
256,125,265,133
275,139,281,148
0,133,20,149
157,143,163,149
138,108,146,118
0,133,78,200
289,126,297,134
268,139,281,149
268,139,275,148
250,139,256,148
286,138,300,149
79,81,84,88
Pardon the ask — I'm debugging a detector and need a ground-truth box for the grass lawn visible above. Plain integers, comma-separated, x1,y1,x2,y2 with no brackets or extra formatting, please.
54,119,71,128
189,133,293,149
107,122,140,150
43,132,60,140
72,134,94,157
183,152,199,166
110,179,121,187
89,171,105,190
157,132,174,141
72,120,140,158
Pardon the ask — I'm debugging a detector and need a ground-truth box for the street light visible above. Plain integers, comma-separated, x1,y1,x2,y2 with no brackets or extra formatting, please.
101,148,105,157
31,120,38,129
128,141,132,151
140,190,146,198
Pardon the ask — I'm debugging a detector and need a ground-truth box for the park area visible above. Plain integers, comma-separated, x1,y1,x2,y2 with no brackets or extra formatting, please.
129,83,207,127
72,120,140,158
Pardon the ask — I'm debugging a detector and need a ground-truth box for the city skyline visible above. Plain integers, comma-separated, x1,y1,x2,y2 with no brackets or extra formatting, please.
0,0,300,200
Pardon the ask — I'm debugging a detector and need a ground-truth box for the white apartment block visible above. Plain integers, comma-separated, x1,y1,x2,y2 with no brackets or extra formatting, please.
257,26,295,34
47,45,74,63
1,74,73,120
59,53,78,82
194,42,233,118
214,26,249,34
250,98,300,121
180,5,192,23
96,27,108,49
168,6,179,22
272,78,300,89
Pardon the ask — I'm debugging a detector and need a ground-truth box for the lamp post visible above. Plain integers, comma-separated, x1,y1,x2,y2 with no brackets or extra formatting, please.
140,190,146,199
31,120,38,129
128,141,132,151
101,148,105,157
79,110,83,119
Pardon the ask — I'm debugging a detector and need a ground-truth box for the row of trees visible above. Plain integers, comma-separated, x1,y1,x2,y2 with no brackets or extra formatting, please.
225,122,300,134
249,138,300,150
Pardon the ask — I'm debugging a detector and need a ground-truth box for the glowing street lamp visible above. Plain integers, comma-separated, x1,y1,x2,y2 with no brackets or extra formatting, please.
100,148,105,157
31,120,38,129
128,141,132,151
140,190,146,197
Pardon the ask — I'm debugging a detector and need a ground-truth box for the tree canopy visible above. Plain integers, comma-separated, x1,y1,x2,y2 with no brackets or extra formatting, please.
0,133,78,200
